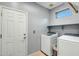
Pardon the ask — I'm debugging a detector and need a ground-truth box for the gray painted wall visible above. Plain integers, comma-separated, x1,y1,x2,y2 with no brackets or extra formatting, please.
50,25,79,36
0,2,49,54
49,3,79,36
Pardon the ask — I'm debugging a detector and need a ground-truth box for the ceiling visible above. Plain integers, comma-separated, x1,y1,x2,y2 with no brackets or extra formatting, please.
36,2,64,9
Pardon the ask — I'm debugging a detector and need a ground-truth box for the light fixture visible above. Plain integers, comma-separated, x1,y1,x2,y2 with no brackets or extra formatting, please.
49,4,53,7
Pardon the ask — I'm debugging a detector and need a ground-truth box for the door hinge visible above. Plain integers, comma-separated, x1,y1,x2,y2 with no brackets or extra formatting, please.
0,34,2,39
1,12,2,16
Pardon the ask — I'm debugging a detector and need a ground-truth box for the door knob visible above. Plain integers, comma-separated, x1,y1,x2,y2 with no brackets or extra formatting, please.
24,37,26,39
24,34,26,36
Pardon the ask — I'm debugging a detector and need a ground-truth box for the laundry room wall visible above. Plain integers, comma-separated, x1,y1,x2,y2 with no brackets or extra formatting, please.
49,2,79,36
0,2,49,54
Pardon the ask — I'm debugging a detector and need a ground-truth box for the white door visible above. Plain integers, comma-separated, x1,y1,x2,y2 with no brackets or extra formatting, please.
0,6,2,56
2,8,28,56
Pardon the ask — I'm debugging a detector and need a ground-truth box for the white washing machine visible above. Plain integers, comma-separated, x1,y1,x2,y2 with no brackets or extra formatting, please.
58,34,79,56
41,32,58,56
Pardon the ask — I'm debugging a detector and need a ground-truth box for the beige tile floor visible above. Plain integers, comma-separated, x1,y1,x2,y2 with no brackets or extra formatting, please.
30,50,46,56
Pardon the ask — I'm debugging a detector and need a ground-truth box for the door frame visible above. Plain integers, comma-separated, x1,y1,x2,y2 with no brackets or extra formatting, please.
0,5,28,56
